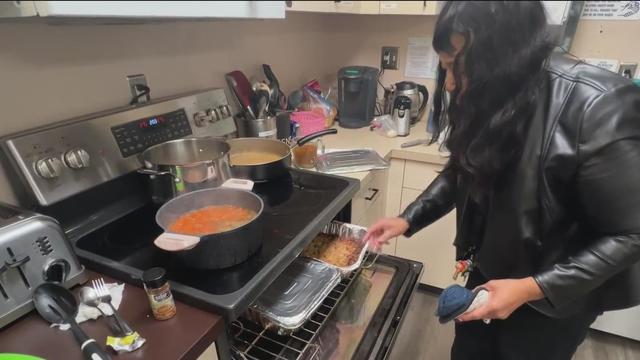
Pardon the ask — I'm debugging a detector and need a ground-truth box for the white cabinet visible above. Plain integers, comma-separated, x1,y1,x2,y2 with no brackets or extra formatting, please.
383,159,460,288
351,169,393,253
397,188,460,288
379,1,439,15
1,1,285,19
287,1,379,15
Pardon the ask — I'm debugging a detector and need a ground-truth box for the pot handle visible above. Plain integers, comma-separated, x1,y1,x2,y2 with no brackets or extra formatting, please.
417,84,429,119
154,232,201,252
295,128,338,147
137,169,181,183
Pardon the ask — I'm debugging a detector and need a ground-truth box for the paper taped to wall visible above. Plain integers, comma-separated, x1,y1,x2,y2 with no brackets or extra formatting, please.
542,1,570,25
405,37,439,79
585,58,621,73
582,1,640,20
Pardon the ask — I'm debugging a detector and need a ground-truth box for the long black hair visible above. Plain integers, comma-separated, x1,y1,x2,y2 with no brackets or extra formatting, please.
431,1,554,197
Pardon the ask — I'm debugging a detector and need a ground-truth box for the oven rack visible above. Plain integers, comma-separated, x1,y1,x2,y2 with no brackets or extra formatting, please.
230,266,362,360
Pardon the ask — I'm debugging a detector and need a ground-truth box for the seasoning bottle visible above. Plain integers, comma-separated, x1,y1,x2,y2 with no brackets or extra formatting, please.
142,267,176,320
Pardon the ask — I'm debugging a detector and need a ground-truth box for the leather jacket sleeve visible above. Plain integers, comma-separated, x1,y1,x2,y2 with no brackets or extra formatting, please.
534,84,640,309
399,165,456,237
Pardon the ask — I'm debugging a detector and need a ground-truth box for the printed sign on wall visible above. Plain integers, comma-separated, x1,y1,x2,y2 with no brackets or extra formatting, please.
582,1,640,20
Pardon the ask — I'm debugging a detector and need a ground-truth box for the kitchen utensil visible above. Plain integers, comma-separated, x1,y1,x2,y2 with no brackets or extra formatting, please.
225,71,256,119
251,81,270,94
227,128,337,182
139,137,231,203
247,258,341,335
0,203,86,329
234,115,278,139
337,66,379,128
253,89,271,118
392,95,412,137
262,64,283,111
154,187,264,269
79,287,125,336
287,89,304,110
315,149,389,174
91,279,134,336
384,81,429,124
32,283,111,360
401,138,430,148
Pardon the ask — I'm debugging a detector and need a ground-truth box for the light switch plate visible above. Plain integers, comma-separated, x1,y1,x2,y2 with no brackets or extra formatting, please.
381,46,399,70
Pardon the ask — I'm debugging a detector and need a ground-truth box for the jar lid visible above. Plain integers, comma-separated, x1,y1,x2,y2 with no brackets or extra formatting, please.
142,267,167,289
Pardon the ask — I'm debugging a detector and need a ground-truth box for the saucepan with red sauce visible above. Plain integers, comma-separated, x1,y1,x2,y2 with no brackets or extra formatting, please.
153,187,264,269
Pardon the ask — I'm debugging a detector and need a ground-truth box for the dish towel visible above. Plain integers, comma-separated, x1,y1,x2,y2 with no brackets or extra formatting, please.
52,282,125,331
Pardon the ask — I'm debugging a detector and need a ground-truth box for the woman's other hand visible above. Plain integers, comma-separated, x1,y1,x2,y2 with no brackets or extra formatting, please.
364,217,410,251
456,277,545,322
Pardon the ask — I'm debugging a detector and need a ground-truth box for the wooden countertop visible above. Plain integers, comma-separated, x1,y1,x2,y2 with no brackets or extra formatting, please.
0,271,224,360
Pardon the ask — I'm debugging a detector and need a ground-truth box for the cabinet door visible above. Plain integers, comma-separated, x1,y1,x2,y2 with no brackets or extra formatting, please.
287,1,336,13
288,1,379,14
396,188,461,288
351,170,393,254
379,1,438,15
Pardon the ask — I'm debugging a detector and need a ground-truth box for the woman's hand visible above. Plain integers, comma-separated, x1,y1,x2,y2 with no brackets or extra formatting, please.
364,217,410,251
457,277,544,322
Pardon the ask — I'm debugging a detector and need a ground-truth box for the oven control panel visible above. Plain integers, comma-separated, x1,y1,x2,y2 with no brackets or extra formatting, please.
4,88,237,206
111,109,192,158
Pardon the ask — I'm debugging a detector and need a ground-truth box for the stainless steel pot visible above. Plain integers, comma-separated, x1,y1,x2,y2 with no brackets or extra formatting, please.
227,129,337,182
139,138,231,203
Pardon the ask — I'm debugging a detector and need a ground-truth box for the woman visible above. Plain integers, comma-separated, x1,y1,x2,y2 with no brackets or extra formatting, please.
365,1,640,359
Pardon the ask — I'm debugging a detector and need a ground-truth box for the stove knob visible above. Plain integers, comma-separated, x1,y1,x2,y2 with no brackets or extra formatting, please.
208,108,221,123
35,157,63,179
193,111,207,127
64,148,90,169
219,105,231,118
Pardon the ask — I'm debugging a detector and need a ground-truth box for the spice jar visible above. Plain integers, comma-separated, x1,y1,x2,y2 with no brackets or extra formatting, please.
142,267,176,320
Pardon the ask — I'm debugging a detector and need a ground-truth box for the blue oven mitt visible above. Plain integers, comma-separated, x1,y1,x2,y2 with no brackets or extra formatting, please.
436,284,490,324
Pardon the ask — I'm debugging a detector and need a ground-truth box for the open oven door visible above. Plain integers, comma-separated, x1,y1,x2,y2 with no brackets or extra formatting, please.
309,254,422,360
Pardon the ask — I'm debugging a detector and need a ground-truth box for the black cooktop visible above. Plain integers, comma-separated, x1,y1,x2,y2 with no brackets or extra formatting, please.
73,169,359,320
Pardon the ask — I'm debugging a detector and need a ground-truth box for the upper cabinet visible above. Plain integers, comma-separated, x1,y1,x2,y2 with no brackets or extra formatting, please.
286,1,378,15
287,1,440,15
379,1,438,15
0,1,285,19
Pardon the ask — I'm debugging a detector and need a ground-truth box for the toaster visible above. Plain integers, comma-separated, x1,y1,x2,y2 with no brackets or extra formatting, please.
0,203,86,328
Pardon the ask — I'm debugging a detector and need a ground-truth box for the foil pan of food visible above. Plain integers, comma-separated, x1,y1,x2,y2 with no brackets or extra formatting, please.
302,221,378,278
247,258,341,335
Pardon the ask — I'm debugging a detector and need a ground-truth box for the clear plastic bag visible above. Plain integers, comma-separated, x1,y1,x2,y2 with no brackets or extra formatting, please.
370,115,397,138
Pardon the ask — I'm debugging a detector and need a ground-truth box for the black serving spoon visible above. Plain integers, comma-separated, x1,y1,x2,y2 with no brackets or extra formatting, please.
33,283,111,360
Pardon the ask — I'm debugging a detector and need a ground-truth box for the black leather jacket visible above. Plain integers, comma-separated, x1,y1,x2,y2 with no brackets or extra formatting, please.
400,54,640,318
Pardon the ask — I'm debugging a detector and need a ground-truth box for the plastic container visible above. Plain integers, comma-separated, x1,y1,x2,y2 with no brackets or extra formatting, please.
291,111,326,137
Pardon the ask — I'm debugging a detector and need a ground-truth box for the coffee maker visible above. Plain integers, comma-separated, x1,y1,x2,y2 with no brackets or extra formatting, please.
337,66,379,128
384,81,429,124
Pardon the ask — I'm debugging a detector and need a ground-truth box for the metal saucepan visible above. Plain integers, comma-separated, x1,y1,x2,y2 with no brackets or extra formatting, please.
227,128,337,182
139,137,231,203
154,187,264,269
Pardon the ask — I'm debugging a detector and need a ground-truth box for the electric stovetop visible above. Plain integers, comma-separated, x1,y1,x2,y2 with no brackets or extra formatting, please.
73,169,359,320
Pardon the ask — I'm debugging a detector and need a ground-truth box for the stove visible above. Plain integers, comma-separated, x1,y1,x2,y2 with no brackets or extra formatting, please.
74,169,357,319
2,88,358,321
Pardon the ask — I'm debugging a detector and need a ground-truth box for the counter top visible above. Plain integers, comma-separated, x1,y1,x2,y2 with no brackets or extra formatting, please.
0,271,224,360
321,120,449,181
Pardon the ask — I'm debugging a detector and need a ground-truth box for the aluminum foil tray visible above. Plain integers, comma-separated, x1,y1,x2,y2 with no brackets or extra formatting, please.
315,149,389,174
247,258,341,335
305,221,373,278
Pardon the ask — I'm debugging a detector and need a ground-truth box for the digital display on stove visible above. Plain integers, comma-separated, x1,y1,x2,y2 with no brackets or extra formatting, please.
139,116,164,130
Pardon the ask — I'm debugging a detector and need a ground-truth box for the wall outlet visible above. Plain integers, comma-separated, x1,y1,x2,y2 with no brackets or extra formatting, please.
381,46,399,70
126,74,149,103
619,63,638,79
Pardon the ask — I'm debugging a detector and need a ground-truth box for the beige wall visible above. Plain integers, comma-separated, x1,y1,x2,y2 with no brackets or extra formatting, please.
0,13,638,205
